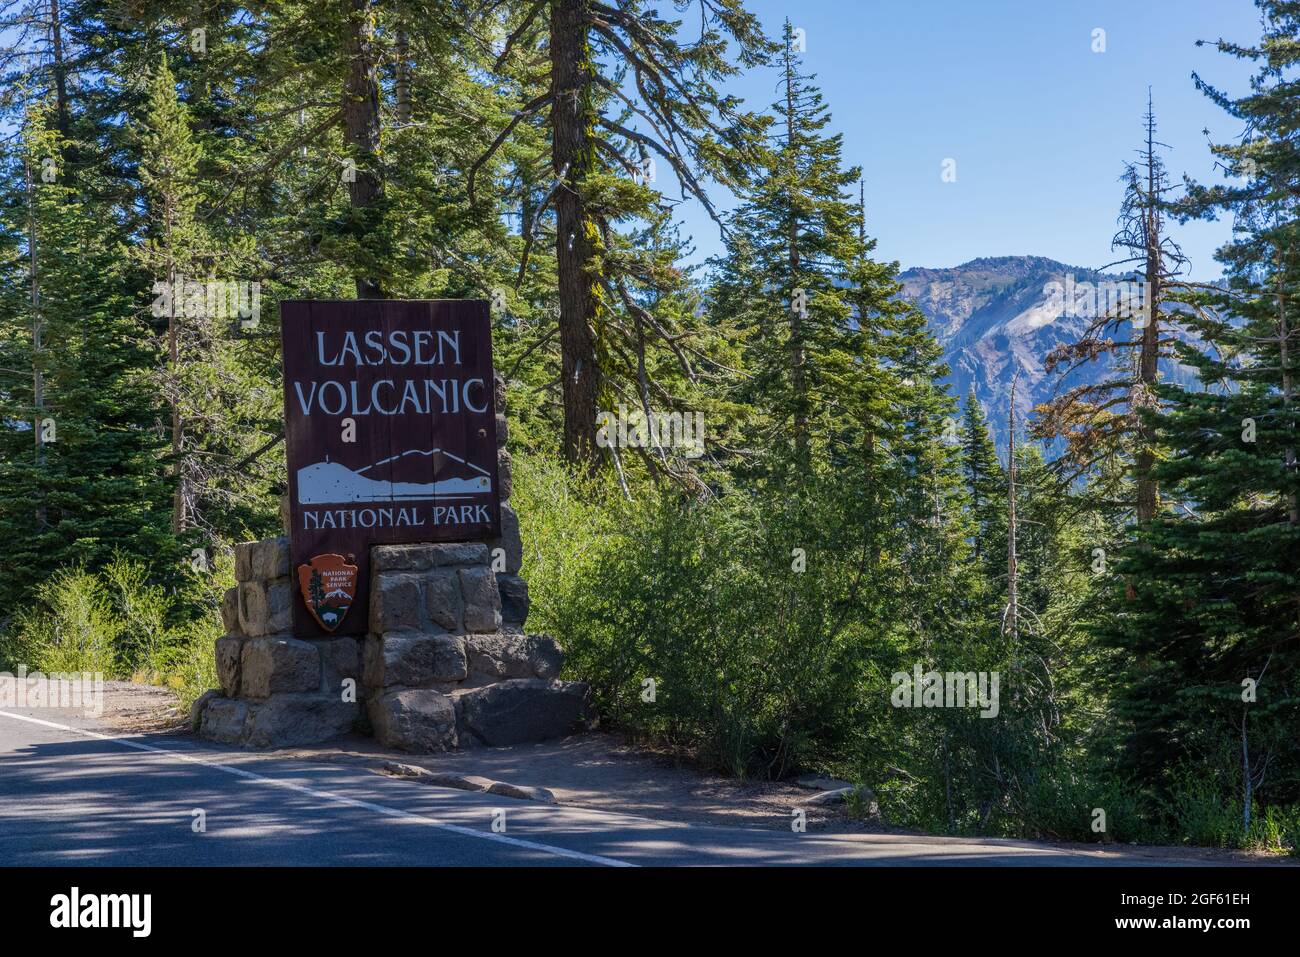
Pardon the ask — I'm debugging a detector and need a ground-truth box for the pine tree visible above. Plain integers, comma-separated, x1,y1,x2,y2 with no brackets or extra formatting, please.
477,0,773,471
709,22,884,482
134,54,206,535
1101,1,1300,823
0,98,171,618
961,390,1006,572
132,54,280,544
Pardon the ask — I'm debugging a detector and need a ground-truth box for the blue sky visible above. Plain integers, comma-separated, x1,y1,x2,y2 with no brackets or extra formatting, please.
672,0,1264,278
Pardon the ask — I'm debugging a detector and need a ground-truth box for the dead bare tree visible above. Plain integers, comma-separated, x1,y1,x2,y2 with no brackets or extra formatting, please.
1034,94,1220,523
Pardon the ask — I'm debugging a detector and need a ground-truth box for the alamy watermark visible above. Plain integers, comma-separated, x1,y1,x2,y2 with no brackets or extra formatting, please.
891,662,1000,718
596,404,705,458
0,665,104,716
1044,274,1151,324
50,887,151,937
151,275,261,329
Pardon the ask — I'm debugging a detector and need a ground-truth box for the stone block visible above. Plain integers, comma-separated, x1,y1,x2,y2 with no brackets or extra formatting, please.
233,537,288,582
459,566,501,633
498,574,529,628
215,634,245,697
364,632,467,688
234,542,253,583
430,542,490,566
200,697,248,745
522,634,564,679
243,693,357,748
241,635,321,698
489,504,522,575
370,574,422,632
220,587,240,634
497,448,513,501
464,633,531,680
454,679,587,747
495,413,509,448
369,689,458,752
464,632,562,681
238,578,292,637
373,544,437,573
190,689,221,733
373,542,489,573
423,569,464,631
251,536,290,580
319,636,361,695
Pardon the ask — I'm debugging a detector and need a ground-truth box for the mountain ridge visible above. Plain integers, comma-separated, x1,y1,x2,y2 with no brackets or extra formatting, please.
898,254,1192,447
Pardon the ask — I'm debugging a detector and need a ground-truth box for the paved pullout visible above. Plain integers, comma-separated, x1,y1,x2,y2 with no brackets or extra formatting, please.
0,703,1278,867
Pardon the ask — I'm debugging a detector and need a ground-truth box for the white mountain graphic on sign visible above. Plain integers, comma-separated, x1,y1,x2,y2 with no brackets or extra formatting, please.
297,449,491,504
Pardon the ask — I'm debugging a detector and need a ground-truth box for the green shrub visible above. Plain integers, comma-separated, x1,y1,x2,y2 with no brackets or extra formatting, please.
2,565,121,675
1168,777,1242,848
1018,766,1163,844
0,553,226,712
104,555,176,674
515,453,885,778
165,617,222,711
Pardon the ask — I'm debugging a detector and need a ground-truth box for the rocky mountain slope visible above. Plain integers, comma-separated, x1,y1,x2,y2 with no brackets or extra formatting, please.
898,255,1198,447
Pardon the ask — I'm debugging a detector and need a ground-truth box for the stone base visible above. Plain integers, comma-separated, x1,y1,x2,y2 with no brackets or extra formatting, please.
362,678,588,753
199,692,359,748
359,539,586,753
194,530,587,753
195,536,364,749
367,688,459,752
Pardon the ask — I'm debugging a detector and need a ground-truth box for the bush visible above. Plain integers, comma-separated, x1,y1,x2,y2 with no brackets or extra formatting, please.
1,565,120,675
1018,766,1162,844
0,553,226,712
515,453,886,778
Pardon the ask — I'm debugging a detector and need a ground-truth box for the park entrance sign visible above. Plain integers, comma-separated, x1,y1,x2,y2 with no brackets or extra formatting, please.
280,300,501,637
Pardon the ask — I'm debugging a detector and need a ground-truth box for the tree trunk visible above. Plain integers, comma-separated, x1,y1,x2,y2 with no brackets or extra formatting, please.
1241,709,1252,836
550,0,601,471
25,156,47,529
1006,373,1019,642
856,185,880,570
1277,251,1297,524
49,0,70,137
168,260,185,533
341,0,384,298
394,32,411,124
1135,115,1162,524
165,189,185,532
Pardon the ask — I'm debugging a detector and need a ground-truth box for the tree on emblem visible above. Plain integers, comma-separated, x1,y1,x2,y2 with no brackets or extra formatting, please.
309,569,325,609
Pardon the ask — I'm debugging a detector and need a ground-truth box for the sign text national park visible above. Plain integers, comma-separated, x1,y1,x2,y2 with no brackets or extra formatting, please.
281,300,501,636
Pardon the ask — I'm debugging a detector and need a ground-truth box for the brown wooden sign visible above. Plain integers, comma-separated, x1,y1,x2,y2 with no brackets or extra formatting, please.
281,300,501,637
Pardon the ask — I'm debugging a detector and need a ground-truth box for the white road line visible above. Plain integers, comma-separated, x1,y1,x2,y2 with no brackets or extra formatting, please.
0,709,635,868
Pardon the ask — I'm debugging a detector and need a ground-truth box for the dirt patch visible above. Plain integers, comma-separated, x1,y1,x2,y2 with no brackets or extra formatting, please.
369,732,877,830
245,729,877,831
97,681,187,733
0,675,184,734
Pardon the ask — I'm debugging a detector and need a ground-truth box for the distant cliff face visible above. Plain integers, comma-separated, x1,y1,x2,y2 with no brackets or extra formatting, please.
898,255,1196,446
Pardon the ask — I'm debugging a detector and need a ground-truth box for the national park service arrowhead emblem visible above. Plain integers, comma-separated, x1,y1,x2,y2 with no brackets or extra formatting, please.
297,554,357,632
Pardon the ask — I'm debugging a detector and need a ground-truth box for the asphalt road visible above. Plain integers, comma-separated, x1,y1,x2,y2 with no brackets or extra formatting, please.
0,706,1256,867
